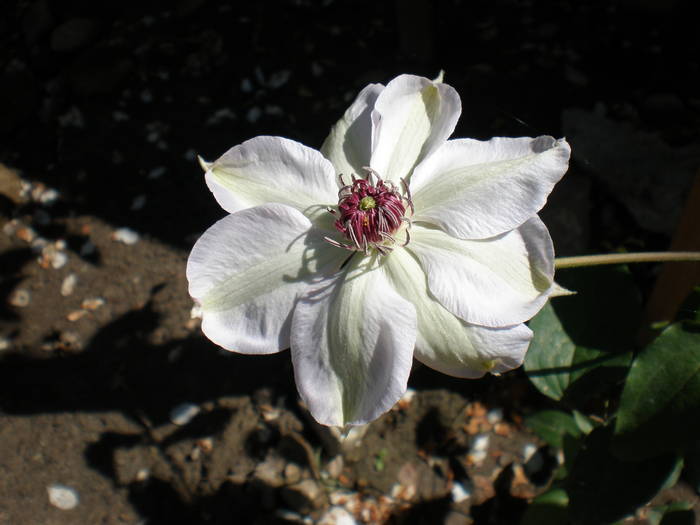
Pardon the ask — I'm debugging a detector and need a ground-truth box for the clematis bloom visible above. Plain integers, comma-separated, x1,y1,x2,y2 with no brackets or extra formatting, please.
187,74,570,427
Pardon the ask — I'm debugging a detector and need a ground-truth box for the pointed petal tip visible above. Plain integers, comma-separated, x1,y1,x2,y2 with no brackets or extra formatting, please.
433,70,445,83
197,155,212,172
550,282,577,297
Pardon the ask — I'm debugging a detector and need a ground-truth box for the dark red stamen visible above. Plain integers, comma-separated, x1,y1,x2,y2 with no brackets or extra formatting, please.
329,170,409,254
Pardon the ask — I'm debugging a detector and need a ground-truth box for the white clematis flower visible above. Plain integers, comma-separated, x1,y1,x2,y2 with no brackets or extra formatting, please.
187,74,570,427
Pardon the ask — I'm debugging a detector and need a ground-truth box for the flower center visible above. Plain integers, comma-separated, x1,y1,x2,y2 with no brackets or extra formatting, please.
325,168,413,255
359,196,376,210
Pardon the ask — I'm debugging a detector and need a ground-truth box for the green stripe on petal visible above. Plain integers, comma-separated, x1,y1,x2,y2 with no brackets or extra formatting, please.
408,218,554,328
187,203,344,354
204,136,339,220
385,248,533,377
370,75,460,183
291,256,417,426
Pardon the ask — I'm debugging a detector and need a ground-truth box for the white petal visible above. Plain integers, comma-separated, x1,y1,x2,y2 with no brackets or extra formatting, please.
408,217,554,327
385,248,534,377
187,204,344,354
204,136,338,219
321,83,384,178
291,256,417,426
369,74,461,183
411,136,571,239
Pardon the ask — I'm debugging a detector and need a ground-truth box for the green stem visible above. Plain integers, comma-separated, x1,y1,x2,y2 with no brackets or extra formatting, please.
555,251,700,269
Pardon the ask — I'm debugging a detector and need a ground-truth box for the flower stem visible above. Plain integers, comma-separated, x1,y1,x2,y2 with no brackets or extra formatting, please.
555,251,700,269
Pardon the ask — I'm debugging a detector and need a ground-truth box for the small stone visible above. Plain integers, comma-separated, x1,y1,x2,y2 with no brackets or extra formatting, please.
169,402,200,425
148,166,167,179
325,455,344,479
190,304,203,319
48,248,68,269
0,336,11,352
197,437,213,454
282,479,324,512
15,226,36,243
47,483,79,510
254,455,286,488
81,297,105,310
451,481,471,503
50,18,97,52
58,106,85,128
9,289,30,307
318,506,358,525
246,106,262,123
131,194,147,210
0,163,23,204
67,309,88,322
469,433,490,464
240,77,253,92
112,227,139,245
135,468,149,482
486,408,503,425
396,388,416,410
61,274,78,296
522,443,538,463
284,463,302,484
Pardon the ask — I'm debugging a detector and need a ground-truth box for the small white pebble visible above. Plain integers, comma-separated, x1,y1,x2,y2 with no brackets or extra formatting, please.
58,107,84,128
9,289,30,308
39,188,60,205
311,61,323,77
30,236,48,253
47,483,79,510
148,166,167,179
81,297,105,310
112,110,129,122
472,433,490,452
2,220,18,236
50,250,68,269
170,402,200,425
131,194,147,210
265,105,284,116
190,304,203,319
136,468,150,482
240,77,253,93
267,69,291,89
487,408,503,425
246,106,262,123
451,481,472,503
523,443,538,463
112,228,139,245
317,506,358,525
61,274,78,296
469,433,490,464
206,108,237,125
0,336,11,352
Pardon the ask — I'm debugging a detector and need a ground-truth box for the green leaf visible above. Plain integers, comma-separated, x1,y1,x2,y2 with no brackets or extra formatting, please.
613,323,700,460
525,266,640,401
568,425,681,525
572,410,594,434
520,488,569,525
525,410,582,449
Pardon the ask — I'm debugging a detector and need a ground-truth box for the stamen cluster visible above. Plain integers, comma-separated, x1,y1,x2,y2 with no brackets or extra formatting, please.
326,169,412,255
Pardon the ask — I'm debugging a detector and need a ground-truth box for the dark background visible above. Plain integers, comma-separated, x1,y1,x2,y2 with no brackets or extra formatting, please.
2,0,698,251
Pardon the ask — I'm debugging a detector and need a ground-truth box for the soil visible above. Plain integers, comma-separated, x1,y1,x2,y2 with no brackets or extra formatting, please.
1,1,699,524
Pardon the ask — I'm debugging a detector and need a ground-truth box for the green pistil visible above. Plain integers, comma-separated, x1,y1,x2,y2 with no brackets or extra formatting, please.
359,196,377,210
